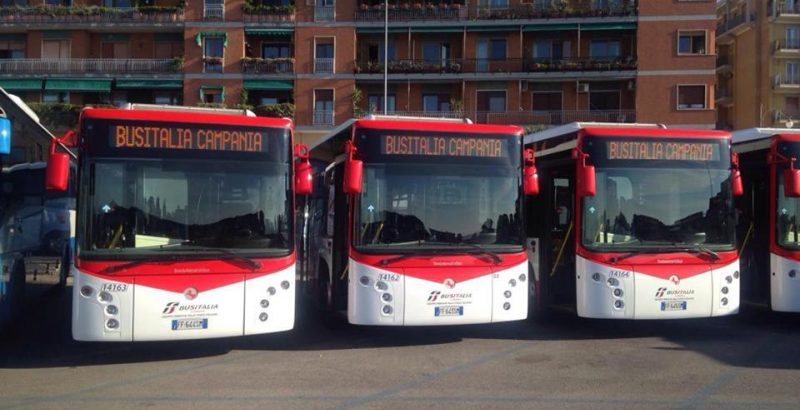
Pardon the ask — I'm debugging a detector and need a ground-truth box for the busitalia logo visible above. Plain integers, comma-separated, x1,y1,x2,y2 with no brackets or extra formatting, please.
428,291,442,302
655,288,668,298
162,301,179,314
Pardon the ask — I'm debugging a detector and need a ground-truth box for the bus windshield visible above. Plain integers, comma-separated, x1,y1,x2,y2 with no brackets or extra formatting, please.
777,141,800,250
581,137,735,251
354,163,522,251
79,158,292,258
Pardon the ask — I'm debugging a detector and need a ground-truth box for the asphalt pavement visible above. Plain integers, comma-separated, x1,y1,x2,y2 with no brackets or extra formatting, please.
1,279,799,410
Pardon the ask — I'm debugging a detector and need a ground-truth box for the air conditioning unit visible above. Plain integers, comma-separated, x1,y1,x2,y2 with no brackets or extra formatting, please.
577,83,590,93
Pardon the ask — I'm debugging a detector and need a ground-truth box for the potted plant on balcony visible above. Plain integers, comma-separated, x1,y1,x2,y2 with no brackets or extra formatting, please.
170,56,185,71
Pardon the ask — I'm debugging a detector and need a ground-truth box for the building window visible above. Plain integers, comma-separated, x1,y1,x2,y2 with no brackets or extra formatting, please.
368,94,395,113
155,41,182,59
262,44,291,58
42,92,69,104
676,85,706,110
103,0,131,6
314,89,334,125
201,87,224,104
154,92,180,105
314,40,334,74
0,41,25,59
787,96,800,115
590,40,620,58
42,39,70,59
787,27,800,49
204,0,225,20
589,91,620,111
203,36,224,73
533,40,566,59
422,43,451,64
787,61,800,84
423,95,451,112
678,31,707,55
101,41,130,59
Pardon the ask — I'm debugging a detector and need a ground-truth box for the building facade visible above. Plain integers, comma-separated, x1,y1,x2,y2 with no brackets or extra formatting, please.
715,0,800,130
0,0,717,145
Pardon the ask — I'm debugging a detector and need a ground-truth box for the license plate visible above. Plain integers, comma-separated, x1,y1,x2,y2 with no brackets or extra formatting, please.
435,306,464,317
660,301,687,311
171,319,208,330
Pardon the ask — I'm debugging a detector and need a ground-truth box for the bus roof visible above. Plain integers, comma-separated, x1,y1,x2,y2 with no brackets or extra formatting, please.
309,116,523,160
731,127,800,145
81,108,293,129
524,122,728,145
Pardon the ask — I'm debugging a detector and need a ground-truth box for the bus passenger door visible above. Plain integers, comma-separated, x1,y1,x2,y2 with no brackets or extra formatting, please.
541,167,576,307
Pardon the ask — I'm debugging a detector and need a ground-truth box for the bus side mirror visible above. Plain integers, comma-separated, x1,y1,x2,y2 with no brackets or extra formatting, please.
784,169,800,198
732,169,744,197
524,164,539,195
580,164,596,197
46,150,69,192
343,159,363,194
294,143,313,195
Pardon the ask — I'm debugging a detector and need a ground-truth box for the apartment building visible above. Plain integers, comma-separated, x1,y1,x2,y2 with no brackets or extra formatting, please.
0,0,717,146
715,0,800,130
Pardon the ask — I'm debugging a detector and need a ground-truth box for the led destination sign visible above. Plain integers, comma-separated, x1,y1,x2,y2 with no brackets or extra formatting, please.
381,135,506,158
606,140,720,161
113,124,265,153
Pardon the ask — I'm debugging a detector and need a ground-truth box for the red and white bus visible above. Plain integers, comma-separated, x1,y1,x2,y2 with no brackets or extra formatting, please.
525,123,741,319
732,128,800,312
46,105,312,341
301,116,538,325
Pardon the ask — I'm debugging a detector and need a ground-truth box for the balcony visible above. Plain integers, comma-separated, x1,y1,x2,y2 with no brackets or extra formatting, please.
242,4,295,23
354,56,637,75
355,3,466,21
0,6,185,25
774,39,800,58
717,13,756,41
314,58,334,74
772,1,800,18
774,74,800,91
242,58,294,74
0,58,181,75
315,5,334,21
313,110,334,126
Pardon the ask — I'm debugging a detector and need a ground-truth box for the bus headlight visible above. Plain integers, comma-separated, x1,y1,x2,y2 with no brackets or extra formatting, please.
721,297,729,306
281,280,291,290
519,274,526,282
503,290,512,298
613,288,623,298
260,299,269,308
106,319,119,329
382,305,393,315
359,276,371,286
382,293,392,302
98,291,113,303
509,279,517,287
789,270,797,278
259,312,269,322
503,302,511,310
80,286,94,298
106,305,118,315
592,272,601,282
733,270,740,279
267,287,276,296
721,287,729,294
725,276,733,284
375,281,388,291
607,278,619,287
614,300,624,309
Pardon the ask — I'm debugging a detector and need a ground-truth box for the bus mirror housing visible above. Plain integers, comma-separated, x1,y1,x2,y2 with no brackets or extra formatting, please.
46,143,69,192
784,169,800,197
523,148,539,195
294,143,313,195
580,164,596,197
344,159,363,194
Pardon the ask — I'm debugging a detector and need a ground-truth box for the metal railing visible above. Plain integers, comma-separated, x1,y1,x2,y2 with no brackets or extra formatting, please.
355,4,466,21
355,56,637,74
357,110,463,119
775,39,800,51
242,10,295,23
775,74,800,87
314,58,334,73
775,2,800,15
242,58,294,74
315,5,334,21
203,4,225,20
717,13,755,35
482,109,636,125
0,58,180,74
313,110,334,125
0,6,185,24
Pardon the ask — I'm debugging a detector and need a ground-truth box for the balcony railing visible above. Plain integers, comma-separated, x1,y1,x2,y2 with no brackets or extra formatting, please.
355,56,637,74
482,109,636,125
775,74,800,87
717,13,755,35
356,110,463,119
0,58,181,74
355,4,466,21
774,2,800,16
313,109,334,126
203,4,225,20
0,6,185,24
775,39,800,51
242,6,295,23
242,58,294,74
314,58,334,74
315,5,334,21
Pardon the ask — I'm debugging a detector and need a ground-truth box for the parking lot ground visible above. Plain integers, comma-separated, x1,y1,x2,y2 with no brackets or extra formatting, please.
1,283,800,410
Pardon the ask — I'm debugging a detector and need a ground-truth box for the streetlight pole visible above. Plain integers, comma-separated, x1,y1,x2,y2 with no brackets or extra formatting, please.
384,0,388,115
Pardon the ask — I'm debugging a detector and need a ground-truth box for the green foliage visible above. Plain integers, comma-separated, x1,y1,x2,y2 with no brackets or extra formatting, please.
254,103,294,118
242,1,295,15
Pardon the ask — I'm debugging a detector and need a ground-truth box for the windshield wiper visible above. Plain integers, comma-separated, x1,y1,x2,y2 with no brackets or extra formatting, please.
378,242,502,266
609,249,664,264
99,255,190,274
672,244,721,261
610,245,721,264
460,242,502,264
164,243,263,271
378,248,447,266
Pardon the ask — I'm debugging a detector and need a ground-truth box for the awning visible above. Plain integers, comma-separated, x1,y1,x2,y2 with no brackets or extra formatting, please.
523,24,579,32
116,79,183,89
244,28,294,36
46,79,111,92
0,79,43,91
580,22,636,31
356,27,408,34
195,31,228,47
243,80,293,90
468,26,518,32
410,27,463,33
